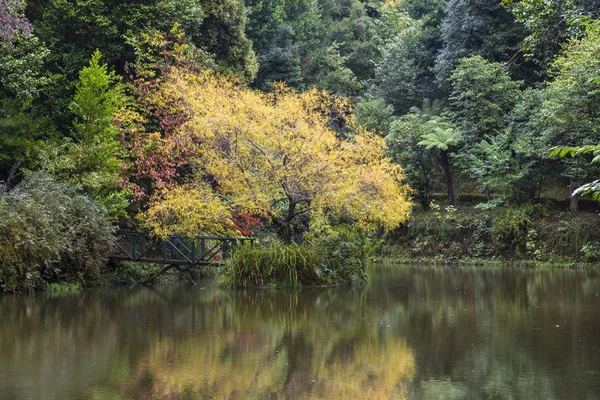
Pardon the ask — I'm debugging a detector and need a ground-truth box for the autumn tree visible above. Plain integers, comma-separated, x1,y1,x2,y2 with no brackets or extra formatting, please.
141,70,412,242
117,27,204,204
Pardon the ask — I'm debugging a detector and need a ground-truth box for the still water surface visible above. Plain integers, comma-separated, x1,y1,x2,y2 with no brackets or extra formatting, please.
2,264,600,399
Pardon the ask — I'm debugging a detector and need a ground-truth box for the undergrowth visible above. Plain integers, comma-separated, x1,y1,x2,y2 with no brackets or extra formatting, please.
383,203,600,265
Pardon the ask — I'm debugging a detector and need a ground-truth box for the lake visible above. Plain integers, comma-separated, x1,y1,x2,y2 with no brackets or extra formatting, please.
1,264,600,399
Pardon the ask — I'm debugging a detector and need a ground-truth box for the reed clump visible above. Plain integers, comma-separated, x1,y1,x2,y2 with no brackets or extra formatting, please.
220,239,369,288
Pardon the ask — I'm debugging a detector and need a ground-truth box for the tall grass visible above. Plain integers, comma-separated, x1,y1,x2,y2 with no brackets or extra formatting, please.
221,238,370,288
220,243,324,288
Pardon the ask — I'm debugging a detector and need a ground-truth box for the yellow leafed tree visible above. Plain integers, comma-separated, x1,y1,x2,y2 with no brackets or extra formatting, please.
142,69,412,240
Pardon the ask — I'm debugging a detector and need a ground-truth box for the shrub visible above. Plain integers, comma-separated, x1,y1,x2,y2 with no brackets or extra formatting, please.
490,205,541,256
0,173,115,292
385,204,600,263
306,224,371,285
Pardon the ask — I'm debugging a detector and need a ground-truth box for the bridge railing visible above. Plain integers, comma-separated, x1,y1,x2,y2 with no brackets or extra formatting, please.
111,231,254,265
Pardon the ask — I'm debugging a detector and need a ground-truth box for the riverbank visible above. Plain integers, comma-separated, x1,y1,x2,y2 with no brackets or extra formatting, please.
40,262,215,294
5,203,600,294
381,204,600,266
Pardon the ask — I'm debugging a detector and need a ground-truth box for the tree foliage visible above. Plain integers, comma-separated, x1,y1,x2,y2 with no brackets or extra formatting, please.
385,113,439,205
540,27,600,147
449,55,522,140
502,0,600,67
26,0,257,83
36,50,127,217
435,0,526,86
461,131,533,206
549,144,600,200
140,70,412,240
354,97,395,136
0,11,54,178
246,0,382,95
0,0,31,42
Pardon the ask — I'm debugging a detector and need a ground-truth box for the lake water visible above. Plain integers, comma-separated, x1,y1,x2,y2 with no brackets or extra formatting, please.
1,264,600,399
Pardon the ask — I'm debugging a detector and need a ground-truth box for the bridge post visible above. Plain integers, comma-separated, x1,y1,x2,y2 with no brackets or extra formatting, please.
191,240,196,265
132,235,137,261
222,240,229,260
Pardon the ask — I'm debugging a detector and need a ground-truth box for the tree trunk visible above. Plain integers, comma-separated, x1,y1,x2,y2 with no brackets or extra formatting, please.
570,177,579,213
440,149,455,206
280,201,296,244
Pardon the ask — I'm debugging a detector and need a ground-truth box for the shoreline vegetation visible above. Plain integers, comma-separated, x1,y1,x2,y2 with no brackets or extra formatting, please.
5,199,600,295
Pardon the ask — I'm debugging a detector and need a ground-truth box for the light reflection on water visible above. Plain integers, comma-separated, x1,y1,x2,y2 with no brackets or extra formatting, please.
1,264,600,399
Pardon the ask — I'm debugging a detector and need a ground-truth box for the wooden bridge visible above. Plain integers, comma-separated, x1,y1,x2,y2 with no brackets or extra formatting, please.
109,231,254,285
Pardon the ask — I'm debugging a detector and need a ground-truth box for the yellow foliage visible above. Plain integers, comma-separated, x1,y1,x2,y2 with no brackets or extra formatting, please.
121,320,414,399
141,184,236,238
309,337,415,399
143,68,412,236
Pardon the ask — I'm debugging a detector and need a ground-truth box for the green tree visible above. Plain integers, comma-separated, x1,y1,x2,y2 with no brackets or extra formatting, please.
371,12,422,114
418,119,461,205
385,113,439,205
502,0,600,68
26,0,257,83
449,55,522,141
435,0,527,86
540,27,600,147
245,0,304,90
538,25,600,204
506,87,553,200
0,11,57,178
460,130,533,207
246,0,381,96
385,100,445,205
395,0,446,101
354,97,394,136
36,50,127,217
549,144,600,200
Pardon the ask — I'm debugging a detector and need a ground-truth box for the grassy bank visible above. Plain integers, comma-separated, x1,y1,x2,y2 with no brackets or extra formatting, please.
381,203,600,266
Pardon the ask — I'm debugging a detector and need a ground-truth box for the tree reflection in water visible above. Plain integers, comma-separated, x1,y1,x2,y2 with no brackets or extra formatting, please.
1,265,600,399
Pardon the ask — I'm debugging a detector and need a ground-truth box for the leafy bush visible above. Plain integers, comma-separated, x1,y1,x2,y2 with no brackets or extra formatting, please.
0,173,115,292
491,205,540,256
385,204,600,263
306,224,372,285
581,242,600,262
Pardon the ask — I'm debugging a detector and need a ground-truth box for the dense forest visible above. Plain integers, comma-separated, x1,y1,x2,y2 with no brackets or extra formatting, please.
2,0,600,291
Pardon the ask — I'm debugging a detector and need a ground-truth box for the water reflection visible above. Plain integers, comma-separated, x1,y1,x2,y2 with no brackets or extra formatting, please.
1,265,600,399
